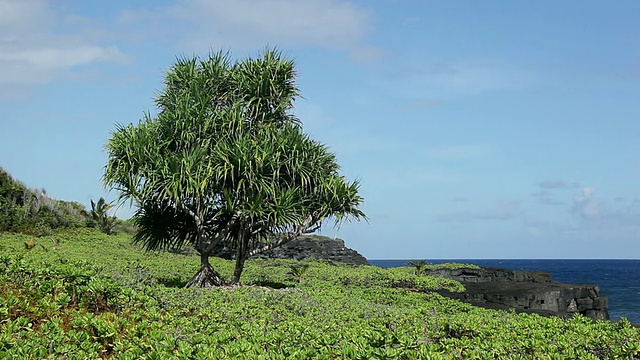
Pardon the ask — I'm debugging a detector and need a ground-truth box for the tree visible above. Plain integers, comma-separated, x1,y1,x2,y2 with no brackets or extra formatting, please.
103,49,365,287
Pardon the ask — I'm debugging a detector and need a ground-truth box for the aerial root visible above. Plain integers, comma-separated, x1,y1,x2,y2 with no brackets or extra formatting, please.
185,263,224,288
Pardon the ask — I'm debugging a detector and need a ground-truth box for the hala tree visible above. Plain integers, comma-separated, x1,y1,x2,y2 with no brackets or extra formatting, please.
103,49,365,287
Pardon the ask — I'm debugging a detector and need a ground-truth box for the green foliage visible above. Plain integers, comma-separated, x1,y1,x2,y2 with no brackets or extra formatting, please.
405,260,481,277
0,167,87,235
427,262,481,270
111,218,137,235
1,230,639,359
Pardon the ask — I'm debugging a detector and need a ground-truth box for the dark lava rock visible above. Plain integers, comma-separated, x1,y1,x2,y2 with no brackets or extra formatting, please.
428,267,609,320
212,235,368,265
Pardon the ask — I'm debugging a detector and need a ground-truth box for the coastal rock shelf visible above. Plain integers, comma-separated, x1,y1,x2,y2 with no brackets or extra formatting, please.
428,267,609,320
214,237,608,320
257,236,368,265
212,235,368,265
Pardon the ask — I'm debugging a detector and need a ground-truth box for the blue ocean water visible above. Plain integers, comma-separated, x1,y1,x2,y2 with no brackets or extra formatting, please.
368,259,640,324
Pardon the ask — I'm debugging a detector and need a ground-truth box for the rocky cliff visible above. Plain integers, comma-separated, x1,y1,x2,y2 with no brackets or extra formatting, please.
212,235,368,265
428,267,609,320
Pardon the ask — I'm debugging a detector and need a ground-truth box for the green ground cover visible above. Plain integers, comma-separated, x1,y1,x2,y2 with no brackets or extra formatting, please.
1,229,639,359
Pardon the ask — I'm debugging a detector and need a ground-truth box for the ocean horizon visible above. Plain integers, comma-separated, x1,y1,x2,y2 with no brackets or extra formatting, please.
368,259,640,324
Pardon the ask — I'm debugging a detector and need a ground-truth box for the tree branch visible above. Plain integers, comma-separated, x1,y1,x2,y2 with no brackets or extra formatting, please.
175,199,202,229
247,216,319,257
203,216,236,254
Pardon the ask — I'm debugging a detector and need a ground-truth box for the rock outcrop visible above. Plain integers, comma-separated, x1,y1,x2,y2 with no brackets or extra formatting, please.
256,235,368,265
212,235,368,265
428,267,609,320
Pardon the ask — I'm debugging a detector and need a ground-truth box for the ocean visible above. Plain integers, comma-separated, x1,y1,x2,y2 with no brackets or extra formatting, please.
368,259,640,324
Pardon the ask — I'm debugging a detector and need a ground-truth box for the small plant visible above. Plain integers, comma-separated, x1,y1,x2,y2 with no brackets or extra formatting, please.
89,198,117,235
288,263,311,284
24,237,36,251
407,259,428,276
50,237,61,250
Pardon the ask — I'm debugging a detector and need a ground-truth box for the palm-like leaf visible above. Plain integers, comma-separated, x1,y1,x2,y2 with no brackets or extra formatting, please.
89,197,116,235
407,260,428,276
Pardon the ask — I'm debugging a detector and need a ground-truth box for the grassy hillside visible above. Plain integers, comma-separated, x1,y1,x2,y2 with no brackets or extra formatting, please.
1,229,639,359
0,167,87,235
0,167,136,237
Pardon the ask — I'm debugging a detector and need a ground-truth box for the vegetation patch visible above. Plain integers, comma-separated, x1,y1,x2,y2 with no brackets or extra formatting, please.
0,167,86,235
1,229,639,359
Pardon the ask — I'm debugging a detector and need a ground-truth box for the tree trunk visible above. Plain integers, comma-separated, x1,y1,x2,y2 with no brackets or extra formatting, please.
229,231,248,285
230,252,247,285
185,251,224,288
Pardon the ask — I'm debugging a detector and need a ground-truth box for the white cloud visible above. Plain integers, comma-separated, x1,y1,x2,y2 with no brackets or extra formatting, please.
572,186,603,219
383,59,536,98
527,187,640,242
0,0,128,90
119,0,378,62
0,0,376,95
569,189,640,229
0,0,51,32
0,46,127,72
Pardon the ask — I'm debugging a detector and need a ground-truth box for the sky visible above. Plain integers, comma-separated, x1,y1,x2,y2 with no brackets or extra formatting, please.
1,0,640,259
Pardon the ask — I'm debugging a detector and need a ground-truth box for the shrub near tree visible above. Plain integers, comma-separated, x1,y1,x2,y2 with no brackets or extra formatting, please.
88,197,117,235
103,49,365,287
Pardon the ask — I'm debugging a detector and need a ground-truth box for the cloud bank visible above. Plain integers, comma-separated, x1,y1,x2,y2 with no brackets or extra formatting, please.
119,0,378,62
0,0,127,96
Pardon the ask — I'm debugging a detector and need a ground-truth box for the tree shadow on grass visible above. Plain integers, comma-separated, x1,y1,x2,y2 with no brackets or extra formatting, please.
253,280,291,289
158,276,291,289
158,276,187,288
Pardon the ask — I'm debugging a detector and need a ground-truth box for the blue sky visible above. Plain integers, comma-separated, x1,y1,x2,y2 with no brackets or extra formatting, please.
1,1,639,259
